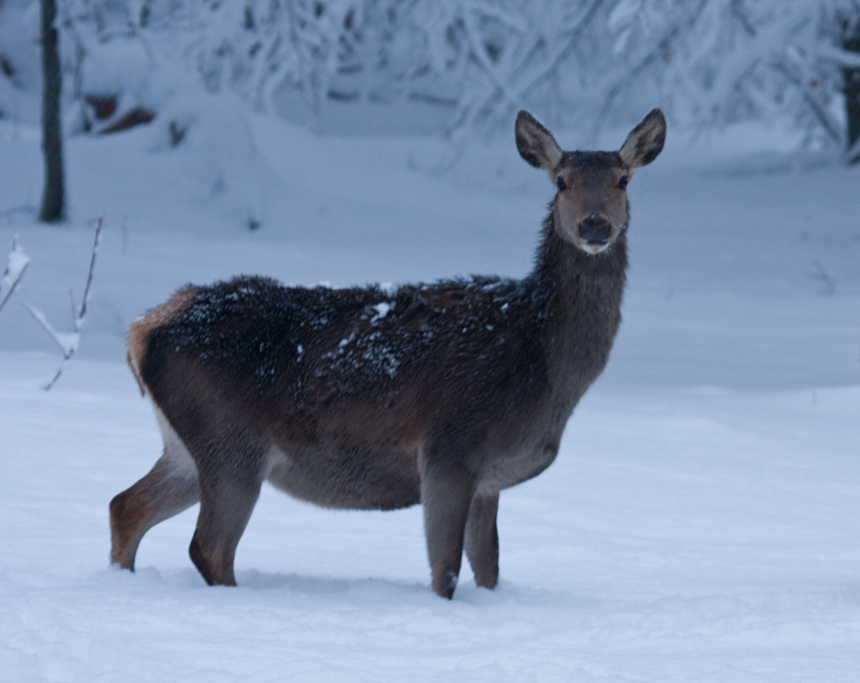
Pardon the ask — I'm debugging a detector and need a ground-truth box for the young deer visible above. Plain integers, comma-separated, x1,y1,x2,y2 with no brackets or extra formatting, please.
111,109,666,598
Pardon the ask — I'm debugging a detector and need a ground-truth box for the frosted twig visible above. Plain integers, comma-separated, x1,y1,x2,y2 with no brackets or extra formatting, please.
76,216,104,330
25,216,104,389
0,236,30,315
23,302,78,357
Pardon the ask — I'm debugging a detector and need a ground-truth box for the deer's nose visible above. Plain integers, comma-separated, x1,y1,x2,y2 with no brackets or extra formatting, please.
578,216,611,244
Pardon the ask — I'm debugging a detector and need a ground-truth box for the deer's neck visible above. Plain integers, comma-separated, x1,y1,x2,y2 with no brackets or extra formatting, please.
526,208,628,410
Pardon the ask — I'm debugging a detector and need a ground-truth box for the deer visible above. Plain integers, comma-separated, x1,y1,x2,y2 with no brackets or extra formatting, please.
110,109,666,599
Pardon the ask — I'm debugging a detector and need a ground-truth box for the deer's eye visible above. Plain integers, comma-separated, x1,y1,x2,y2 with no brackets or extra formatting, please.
618,176,629,190
556,177,567,191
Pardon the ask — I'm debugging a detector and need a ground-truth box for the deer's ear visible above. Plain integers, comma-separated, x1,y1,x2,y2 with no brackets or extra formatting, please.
619,109,666,169
516,111,562,171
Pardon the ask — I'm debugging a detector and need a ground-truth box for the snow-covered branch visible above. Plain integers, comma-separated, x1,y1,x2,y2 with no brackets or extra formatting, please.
25,216,103,389
23,302,80,357
0,236,31,315
818,44,860,68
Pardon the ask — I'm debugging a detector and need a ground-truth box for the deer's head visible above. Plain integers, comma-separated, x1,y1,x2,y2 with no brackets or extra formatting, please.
516,109,666,255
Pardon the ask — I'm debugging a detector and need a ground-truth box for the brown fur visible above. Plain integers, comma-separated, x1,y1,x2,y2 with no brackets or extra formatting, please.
127,286,197,394
110,109,666,598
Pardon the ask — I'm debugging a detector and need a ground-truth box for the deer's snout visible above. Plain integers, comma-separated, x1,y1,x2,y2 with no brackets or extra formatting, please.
578,216,612,245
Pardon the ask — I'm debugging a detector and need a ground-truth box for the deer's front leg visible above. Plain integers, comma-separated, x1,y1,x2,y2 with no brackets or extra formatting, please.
464,492,499,589
420,458,476,599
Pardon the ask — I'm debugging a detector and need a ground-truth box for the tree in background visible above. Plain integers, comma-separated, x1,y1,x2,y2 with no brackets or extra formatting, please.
39,0,65,222
839,6,860,162
33,0,860,163
601,0,860,158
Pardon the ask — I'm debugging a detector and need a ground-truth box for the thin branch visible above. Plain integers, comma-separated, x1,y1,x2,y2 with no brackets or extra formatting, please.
22,216,104,389
76,215,103,328
68,288,77,325
24,301,78,357
0,261,28,314
0,236,31,314
43,365,66,390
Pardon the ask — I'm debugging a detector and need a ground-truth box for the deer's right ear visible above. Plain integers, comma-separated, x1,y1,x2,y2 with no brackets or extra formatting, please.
619,109,666,169
515,111,562,171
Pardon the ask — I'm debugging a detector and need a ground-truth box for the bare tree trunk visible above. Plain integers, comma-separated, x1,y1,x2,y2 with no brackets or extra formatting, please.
842,13,860,164
39,0,65,222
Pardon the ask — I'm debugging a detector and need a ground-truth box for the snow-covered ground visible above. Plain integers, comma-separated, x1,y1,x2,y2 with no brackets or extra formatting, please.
1,101,859,681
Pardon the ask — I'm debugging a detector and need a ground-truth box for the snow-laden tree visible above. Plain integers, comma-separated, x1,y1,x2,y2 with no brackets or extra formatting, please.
51,0,640,135
4,0,859,158
604,0,860,159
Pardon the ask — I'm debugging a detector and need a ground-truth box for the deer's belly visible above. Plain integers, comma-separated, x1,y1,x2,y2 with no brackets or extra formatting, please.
478,441,560,493
265,443,421,511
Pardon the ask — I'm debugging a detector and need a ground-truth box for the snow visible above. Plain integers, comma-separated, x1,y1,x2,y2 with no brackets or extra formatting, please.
1,357,858,681
371,302,394,321
1,90,860,681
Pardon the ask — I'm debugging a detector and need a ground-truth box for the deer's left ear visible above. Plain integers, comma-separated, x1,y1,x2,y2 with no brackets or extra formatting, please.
619,109,666,169
515,111,563,171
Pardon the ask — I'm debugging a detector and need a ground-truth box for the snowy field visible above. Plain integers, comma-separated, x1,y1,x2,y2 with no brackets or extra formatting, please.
1,103,859,682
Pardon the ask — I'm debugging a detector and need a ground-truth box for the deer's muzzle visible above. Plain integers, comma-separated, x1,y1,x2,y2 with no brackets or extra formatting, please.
578,216,612,246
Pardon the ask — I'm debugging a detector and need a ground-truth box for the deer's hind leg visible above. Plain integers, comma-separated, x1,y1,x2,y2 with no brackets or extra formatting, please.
464,492,499,589
110,409,200,570
187,433,268,587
